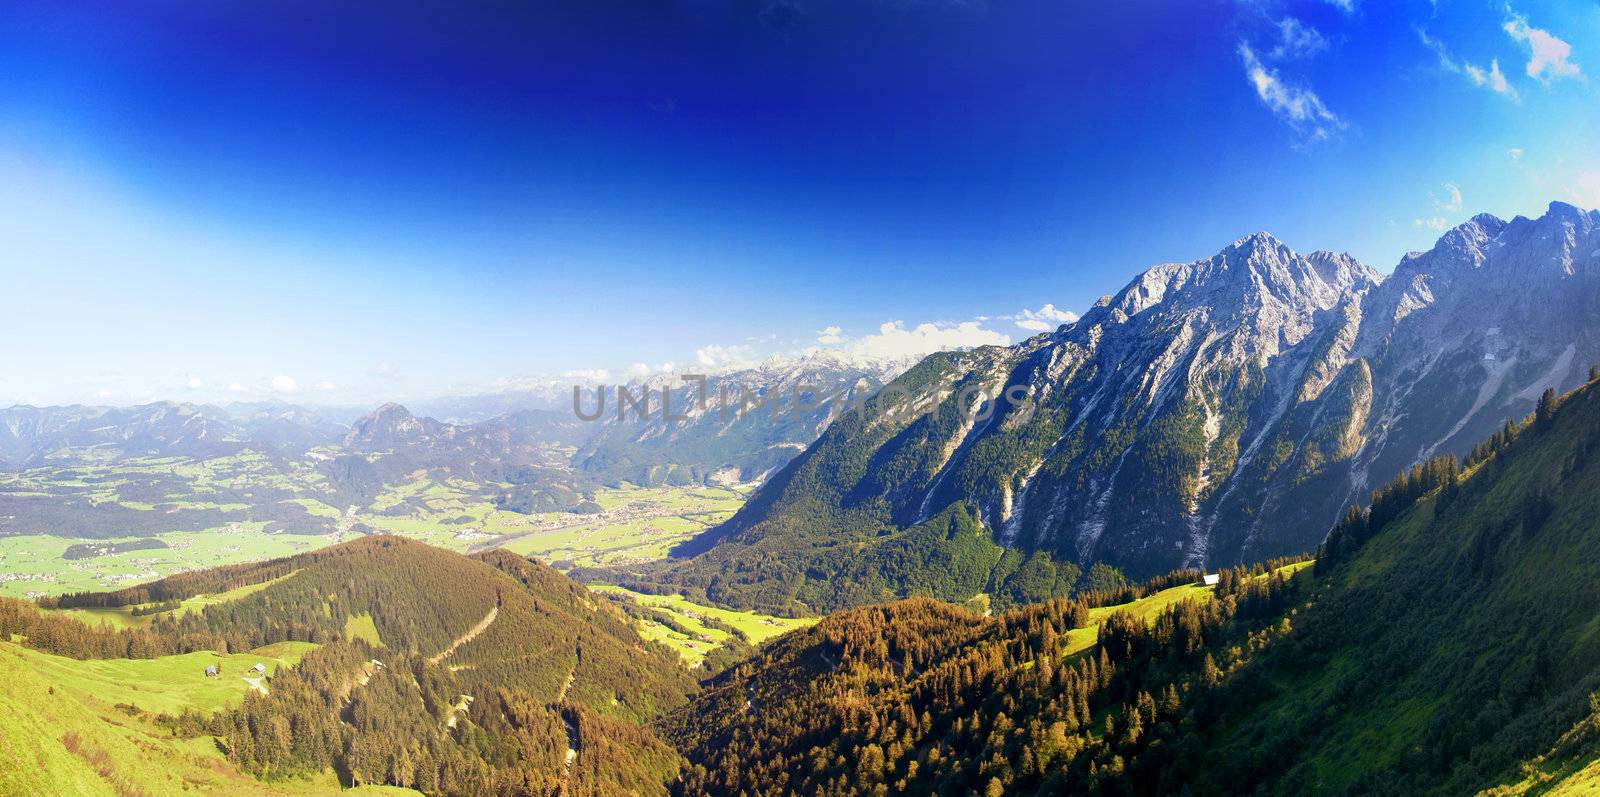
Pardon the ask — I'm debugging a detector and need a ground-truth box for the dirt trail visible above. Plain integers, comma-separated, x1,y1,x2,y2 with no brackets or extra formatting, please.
428,596,501,666
558,661,579,788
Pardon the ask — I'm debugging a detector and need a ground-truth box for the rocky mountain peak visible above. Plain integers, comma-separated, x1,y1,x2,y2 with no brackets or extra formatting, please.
1102,232,1373,327
345,402,425,446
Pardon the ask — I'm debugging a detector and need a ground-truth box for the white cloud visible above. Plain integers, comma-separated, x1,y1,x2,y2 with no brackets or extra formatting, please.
1010,303,1080,332
1269,18,1328,61
371,362,402,380
97,388,118,400
227,382,246,393
1507,147,1524,162
1469,60,1514,95
815,325,845,345
625,362,676,380
827,320,1011,363
694,343,756,369
1415,183,1463,233
1321,0,1356,14
269,375,300,394
1504,10,1581,83
1238,43,1346,143
313,381,336,391
1432,182,1463,214
1418,28,1519,100
562,368,610,382
185,376,203,390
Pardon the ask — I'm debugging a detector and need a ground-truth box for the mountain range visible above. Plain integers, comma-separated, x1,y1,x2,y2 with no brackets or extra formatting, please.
9,202,1600,612
627,202,1600,612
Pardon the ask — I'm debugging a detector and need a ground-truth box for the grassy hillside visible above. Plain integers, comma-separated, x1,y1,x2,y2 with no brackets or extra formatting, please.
0,638,409,796
1194,379,1600,794
5,639,315,715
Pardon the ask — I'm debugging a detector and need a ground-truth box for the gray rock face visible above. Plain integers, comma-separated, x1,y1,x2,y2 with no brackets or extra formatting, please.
712,202,1600,578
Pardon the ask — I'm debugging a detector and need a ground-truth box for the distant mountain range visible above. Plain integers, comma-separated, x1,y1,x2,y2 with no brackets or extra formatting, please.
628,202,1600,611
571,351,911,487
0,402,348,467
0,353,918,544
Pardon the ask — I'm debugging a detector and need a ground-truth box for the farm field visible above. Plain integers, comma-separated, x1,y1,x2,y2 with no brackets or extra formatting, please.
593,584,814,666
493,485,746,569
0,528,340,599
2,460,747,599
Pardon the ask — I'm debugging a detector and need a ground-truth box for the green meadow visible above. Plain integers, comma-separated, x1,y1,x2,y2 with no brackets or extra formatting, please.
593,584,814,666
2,460,749,601
0,639,414,796
1062,560,1313,657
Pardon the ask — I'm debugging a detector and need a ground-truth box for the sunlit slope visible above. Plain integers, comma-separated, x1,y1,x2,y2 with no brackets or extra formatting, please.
0,639,409,796
1203,379,1600,794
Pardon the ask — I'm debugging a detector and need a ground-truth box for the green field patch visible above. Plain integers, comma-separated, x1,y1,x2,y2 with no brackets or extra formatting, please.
1063,582,1217,656
344,613,383,647
593,585,814,666
1061,563,1313,657
287,497,343,518
1,529,335,599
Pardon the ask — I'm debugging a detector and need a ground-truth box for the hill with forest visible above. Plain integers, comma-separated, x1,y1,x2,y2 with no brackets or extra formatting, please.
614,203,1600,615
2,536,696,795
659,374,1600,795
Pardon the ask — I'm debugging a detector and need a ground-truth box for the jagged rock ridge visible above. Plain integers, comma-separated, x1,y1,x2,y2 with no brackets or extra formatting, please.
674,202,1600,585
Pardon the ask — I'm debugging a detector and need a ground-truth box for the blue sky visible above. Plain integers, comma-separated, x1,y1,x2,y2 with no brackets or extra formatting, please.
1,0,1596,406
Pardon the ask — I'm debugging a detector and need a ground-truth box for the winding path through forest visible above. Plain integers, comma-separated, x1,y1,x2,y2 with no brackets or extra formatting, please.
427,595,501,666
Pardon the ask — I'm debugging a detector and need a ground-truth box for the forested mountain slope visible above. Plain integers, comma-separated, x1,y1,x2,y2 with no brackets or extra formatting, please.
663,374,1600,795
